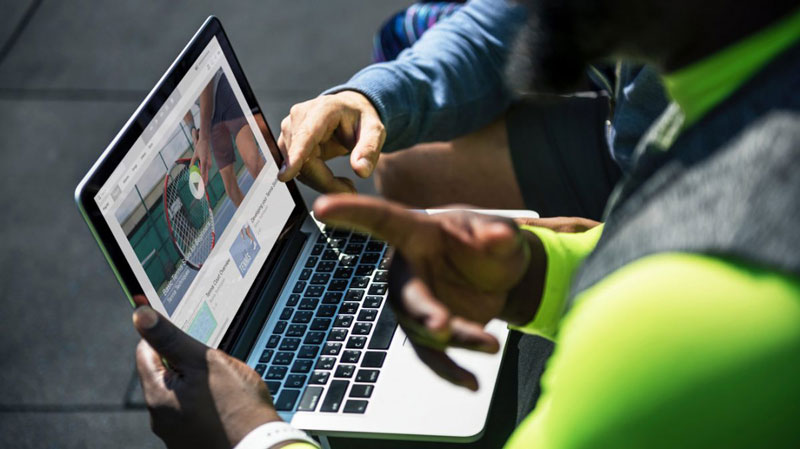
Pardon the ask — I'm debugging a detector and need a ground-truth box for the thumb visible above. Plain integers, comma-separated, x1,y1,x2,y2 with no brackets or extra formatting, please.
132,306,208,369
349,114,384,178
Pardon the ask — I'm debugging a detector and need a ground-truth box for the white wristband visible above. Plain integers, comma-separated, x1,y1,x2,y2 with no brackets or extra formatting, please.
234,421,320,449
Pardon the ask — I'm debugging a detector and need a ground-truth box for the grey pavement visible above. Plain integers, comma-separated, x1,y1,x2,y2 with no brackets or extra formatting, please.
0,1,406,447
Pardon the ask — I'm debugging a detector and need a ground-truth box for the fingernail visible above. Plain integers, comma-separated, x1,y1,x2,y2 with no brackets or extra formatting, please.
134,306,158,330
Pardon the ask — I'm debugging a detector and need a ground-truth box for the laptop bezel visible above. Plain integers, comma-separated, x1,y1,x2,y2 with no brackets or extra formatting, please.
74,16,308,355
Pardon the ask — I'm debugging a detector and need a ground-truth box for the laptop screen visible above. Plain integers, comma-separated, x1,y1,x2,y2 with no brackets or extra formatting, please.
92,36,294,348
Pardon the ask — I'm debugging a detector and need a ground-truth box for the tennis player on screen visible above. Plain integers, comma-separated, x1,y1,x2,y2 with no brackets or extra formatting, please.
185,69,265,207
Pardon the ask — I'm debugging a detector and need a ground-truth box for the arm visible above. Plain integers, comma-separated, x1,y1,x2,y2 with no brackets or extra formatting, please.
504,254,800,448
190,79,215,183
326,0,528,151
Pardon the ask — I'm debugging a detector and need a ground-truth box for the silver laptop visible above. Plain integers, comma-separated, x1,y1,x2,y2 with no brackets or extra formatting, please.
75,17,533,442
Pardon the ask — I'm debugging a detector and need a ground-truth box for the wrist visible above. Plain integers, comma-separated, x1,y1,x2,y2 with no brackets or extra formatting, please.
500,229,546,326
229,408,283,448
233,420,319,449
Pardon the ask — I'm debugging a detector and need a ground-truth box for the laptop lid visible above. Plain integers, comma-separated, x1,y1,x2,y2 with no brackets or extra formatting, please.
75,16,308,353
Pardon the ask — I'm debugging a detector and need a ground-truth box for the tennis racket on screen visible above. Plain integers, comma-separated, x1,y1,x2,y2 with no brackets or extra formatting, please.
163,158,216,270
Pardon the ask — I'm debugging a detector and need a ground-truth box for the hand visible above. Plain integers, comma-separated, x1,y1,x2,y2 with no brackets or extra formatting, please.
313,195,546,390
190,132,212,185
277,91,386,193
132,304,281,449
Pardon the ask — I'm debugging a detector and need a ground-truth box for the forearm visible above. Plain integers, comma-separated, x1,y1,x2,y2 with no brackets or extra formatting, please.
324,0,527,151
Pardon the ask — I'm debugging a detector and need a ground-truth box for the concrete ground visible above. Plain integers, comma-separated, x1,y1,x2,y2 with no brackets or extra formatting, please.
0,1,408,447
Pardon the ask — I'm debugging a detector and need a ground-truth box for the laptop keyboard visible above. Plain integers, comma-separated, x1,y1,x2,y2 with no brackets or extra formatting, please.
253,227,397,415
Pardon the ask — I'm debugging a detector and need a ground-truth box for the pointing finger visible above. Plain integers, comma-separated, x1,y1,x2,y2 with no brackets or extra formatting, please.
349,114,385,178
312,194,428,252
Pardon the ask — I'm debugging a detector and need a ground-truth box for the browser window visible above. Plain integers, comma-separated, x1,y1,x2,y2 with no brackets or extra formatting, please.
95,37,294,347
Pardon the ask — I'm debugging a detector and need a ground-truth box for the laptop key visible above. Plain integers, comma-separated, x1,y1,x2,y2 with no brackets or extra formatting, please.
353,323,372,335
350,384,374,398
297,386,324,412
275,389,301,411
298,345,319,359
298,298,319,310
315,357,336,370
299,268,313,281
309,371,330,385
345,289,365,302
368,284,387,296
333,315,353,328
355,265,374,276
305,285,324,297
341,350,361,364
292,359,314,374
347,336,367,349
316,234,328,244
293,281,307,294
350,233,368,243
273,321,288,335
311,244,325,256
361,253,381,265
316,305,337,317
304,332,325,344
322,342,342,356
379,256,391,270
255,364,267,376
356,369,380,383
279,338,301,351
310,273,330,285
361,351,387,368
328,329,348,342
280,307,293,320
317,261,336,272
369,306,398,350
285,374,306,388
286,294,300,307
266,366,288,380
322,292,343,304
340,302,359,314
286,324,307,337
292,311,313,323
310,318,332,331
322,250,339,261
358,309,378,322
265,380,281,395
366,241,384,252
333,267,353,279
320,380,349,412
339,255,358,267
343,400,369,414
334,364,356,378
266,335,281,349
328,280,348,291
350,276,370,289
373,270,389,283
273,351,294,365
328,238,347,249
363,296,382,309
344,243,364,255
259,349,274,364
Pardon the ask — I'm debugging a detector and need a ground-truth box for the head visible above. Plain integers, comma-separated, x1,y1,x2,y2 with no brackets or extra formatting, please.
507,0,799,93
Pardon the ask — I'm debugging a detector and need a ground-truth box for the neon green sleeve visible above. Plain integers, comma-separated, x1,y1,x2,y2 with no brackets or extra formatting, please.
512,224,603,339
504,253,800,448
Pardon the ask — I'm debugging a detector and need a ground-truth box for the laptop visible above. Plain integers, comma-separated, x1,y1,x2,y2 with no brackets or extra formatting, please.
75,17,536,442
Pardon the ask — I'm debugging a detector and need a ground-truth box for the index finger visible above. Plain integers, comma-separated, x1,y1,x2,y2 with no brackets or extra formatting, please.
280,108,339,181
312,194,427,252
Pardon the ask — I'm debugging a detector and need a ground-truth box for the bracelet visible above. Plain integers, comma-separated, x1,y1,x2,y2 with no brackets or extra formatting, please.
234,421,320,449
